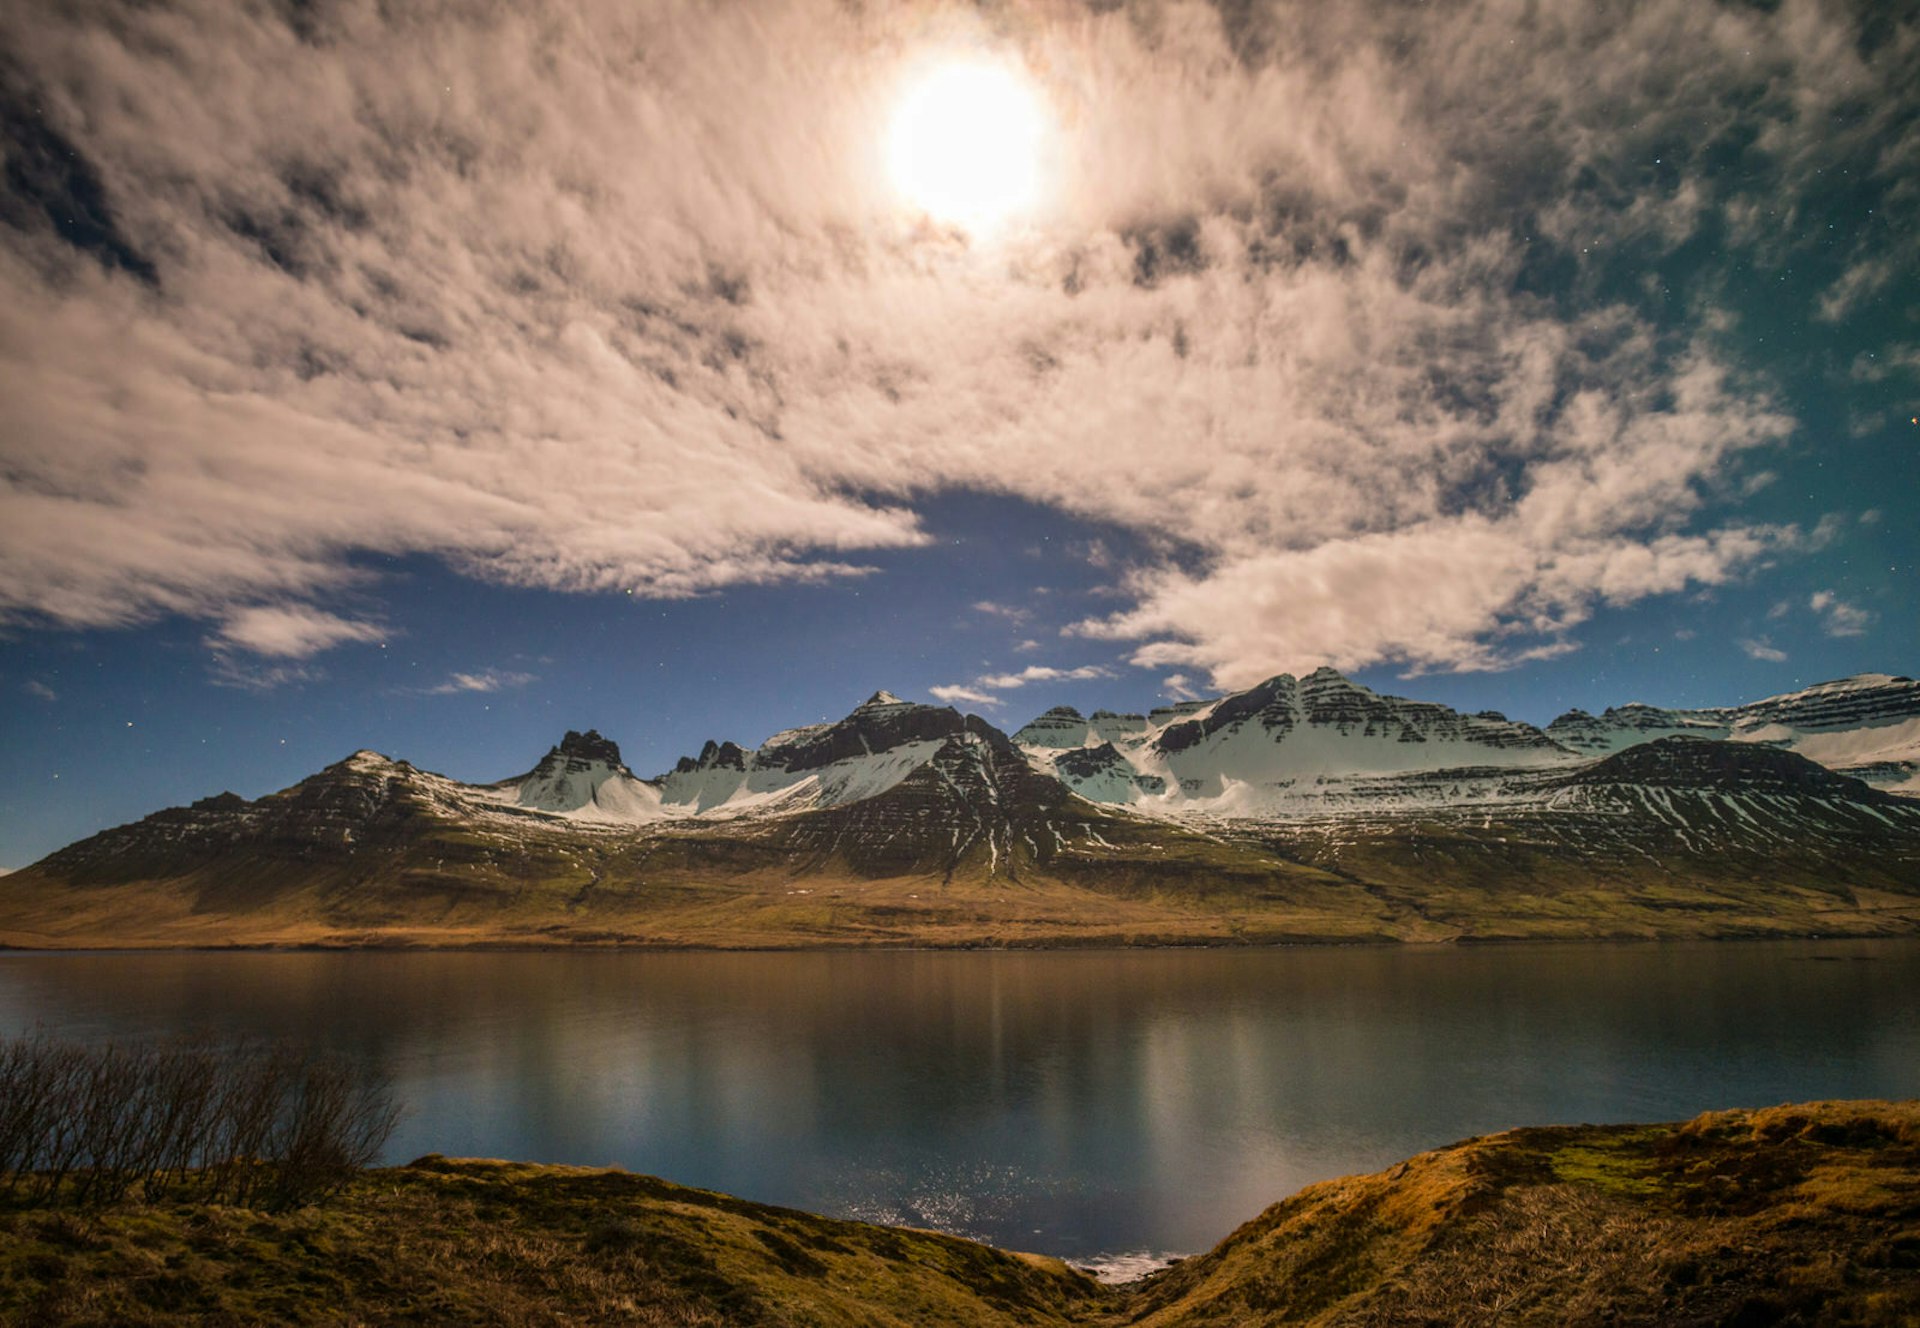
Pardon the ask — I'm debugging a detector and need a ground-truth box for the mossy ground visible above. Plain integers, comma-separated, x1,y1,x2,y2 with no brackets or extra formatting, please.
4,1101,1918,1326
1125,1100,1920,1326
0,1158,1107,1326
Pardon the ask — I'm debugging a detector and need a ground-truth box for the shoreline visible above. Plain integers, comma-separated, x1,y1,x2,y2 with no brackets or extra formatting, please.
5,1100,1917,1324
5,925,1918,955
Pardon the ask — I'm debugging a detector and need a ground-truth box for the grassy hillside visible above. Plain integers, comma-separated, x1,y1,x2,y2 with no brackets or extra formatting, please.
4,752,1918,949
4,1101,1918,1325
1125,1098,1920,1325
6,799,1920,949
1,1157,1109,1327
6,837,1917,950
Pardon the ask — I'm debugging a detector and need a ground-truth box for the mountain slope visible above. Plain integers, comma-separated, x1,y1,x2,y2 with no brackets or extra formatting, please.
654,692,993,816
1545,673,1920,794
482,730,667,822
4,675,1918,949
1228,738,1920,941
1122,1099,1920,1327
1023,668,1579,814
7,1101,1916,1325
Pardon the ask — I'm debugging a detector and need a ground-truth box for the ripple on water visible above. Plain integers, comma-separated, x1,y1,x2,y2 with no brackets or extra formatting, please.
1068,1251,1187,1284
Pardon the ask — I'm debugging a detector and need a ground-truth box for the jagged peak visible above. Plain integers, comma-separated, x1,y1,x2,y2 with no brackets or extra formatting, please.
190,791,247,812
339,750,400,772
858,690,906,709
1299,665,1359,692
673,739,748,774
552,729,624,767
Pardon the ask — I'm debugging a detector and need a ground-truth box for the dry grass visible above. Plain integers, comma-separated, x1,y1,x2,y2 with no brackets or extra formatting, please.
4,1102,1919,1325
0,1156,1109,1327
1119,1099,1920,1327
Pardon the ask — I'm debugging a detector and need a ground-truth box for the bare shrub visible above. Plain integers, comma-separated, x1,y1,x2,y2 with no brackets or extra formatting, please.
0,1032,400,1211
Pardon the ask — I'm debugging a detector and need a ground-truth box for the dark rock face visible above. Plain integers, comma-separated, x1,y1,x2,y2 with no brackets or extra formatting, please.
1012,706,1095,749
1546,675,1920,755
759,702,972,773
554,729,623,767
1147,700,1213,728
773,730,1077,879
1054,742,1167,797
1152,668,1564,758
1741,675,1919,731
1553,736,1890,800
1055,742,1127,781
1545,703,1727,751
29,754,433,885
674,739,748,774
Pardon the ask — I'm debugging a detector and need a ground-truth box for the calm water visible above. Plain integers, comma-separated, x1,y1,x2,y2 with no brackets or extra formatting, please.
3,940,1918,1263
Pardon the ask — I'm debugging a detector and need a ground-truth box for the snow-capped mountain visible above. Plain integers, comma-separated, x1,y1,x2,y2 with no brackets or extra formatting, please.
1018,667,1578,814
482,729,666,821
4,670,1916,950
1544,673,1920,795
471,693,1030,825
653,691,983,817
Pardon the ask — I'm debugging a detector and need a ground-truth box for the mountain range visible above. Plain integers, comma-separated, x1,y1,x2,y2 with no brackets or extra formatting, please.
4,671,1917,948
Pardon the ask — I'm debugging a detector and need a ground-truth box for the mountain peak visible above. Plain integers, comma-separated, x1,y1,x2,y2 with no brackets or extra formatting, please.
333,749,409,776
858,690,906,709
554,729,623,767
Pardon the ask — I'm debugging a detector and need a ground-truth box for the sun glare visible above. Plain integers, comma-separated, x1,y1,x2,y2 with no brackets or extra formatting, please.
887,58,1048,234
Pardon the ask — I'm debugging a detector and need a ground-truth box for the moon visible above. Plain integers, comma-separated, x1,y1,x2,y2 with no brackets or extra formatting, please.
887,59,1049,234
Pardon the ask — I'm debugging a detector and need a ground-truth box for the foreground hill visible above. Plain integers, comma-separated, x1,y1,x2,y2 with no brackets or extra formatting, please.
4,676,1918,949
4,1100,1916,1325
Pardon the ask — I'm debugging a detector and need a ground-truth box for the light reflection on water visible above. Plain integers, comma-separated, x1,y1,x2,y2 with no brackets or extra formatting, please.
2,940,1917,1260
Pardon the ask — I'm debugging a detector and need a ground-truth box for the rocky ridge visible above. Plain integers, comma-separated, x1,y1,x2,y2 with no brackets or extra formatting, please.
5,670,1918,949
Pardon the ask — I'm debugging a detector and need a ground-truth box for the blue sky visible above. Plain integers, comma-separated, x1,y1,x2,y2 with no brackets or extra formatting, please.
1,0,1915,866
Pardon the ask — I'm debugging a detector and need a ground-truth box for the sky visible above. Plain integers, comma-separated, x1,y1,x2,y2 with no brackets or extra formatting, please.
1,0,1915,867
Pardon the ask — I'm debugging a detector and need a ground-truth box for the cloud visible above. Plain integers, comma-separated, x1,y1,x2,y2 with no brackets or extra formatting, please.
931,662,1113,705
928,684,999,706
208,658,323,691
0,0,1909,684
971,601,1033,625
426,668,537,696
975,664,1112,689
1740,638,1788,663
1849,344,1920,384
1817,258,1896,323
208,605,384,658
1809,590,1871,638
1161,673,1202,702
24,680,56,702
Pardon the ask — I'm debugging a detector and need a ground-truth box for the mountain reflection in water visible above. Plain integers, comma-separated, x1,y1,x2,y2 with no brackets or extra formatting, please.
3,940,1917,1261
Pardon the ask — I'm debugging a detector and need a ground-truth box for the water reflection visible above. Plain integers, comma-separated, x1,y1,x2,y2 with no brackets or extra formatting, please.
3,941,1916,1258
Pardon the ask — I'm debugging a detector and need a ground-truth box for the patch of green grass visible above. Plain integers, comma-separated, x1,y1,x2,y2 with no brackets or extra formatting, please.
1548,1139,1666,1196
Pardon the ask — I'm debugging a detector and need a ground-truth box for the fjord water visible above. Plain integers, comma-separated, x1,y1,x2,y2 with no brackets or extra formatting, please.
4,941,1918,1263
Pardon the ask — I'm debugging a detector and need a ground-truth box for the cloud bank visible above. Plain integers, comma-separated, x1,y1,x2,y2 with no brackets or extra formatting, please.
2,0,1911,686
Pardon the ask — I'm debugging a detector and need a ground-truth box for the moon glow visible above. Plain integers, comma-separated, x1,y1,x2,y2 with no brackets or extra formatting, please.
887,59,1048,233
